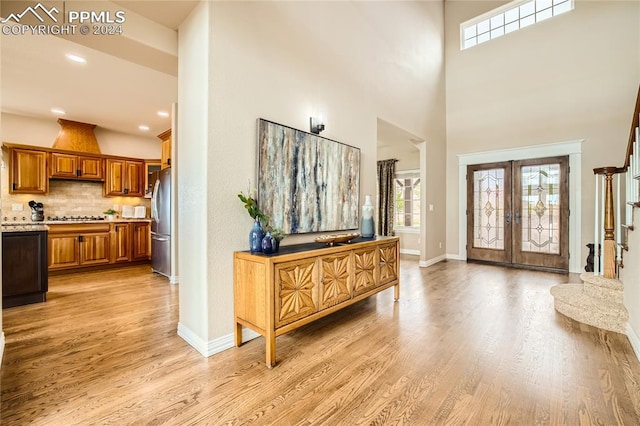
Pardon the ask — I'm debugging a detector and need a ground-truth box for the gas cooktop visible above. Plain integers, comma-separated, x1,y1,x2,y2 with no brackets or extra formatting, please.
48,216,105,221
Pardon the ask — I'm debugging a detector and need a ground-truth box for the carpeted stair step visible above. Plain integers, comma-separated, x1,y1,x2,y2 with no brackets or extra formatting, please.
550,283,628,334
580,272,624,304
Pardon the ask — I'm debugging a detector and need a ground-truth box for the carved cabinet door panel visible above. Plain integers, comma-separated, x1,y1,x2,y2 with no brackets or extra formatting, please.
378,243,398,286
353,247,378,296
275,259,319,328
319,253,352,310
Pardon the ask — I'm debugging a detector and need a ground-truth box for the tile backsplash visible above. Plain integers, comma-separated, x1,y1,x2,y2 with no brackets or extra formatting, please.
1,179,151,220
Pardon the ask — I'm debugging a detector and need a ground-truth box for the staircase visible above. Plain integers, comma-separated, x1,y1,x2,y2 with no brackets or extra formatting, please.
551,273,628,333
551,84,640,334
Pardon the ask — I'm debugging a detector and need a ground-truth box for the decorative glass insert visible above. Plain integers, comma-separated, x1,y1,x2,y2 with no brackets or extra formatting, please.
394,173,421,228
461,0,574,50
473,169,505,249
520,163,560,254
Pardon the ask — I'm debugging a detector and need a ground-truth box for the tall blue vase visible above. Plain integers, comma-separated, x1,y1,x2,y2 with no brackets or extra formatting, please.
249,219,264,253
361,194,375,238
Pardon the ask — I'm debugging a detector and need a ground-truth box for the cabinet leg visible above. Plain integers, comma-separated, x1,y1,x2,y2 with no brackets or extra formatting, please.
266,333,276,368
234,322,243,347
394,283,400,301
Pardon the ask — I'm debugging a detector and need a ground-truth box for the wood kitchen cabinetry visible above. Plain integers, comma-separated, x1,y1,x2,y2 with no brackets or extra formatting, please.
112,223,132,263
8,147,48,194
234,236,399,367
157,129,171,169
50,152,104,181
48,223,111,270
132,222,151,260
48,221,150,273
105,158,144,197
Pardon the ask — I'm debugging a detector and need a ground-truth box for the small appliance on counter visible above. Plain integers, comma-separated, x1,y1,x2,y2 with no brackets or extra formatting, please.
28,200,44,222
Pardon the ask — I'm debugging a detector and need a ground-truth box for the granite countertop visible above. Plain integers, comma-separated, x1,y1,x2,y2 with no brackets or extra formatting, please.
2,218,151,229
2,223,49,232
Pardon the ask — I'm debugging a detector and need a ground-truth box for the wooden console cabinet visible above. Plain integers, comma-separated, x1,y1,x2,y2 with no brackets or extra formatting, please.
234,236,399,367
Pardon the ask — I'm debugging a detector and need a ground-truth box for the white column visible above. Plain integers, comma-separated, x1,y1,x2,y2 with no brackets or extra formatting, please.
616,173,621,261
594,174,600,274
600,174,605,275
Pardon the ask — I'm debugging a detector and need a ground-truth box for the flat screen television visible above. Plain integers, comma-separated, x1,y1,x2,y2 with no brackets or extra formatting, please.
257,118,360,234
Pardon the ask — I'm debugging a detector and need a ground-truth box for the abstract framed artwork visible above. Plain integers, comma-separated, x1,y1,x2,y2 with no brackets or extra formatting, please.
257,119,360,234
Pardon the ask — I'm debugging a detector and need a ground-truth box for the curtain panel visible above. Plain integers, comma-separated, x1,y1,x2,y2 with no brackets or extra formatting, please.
377,159,398,236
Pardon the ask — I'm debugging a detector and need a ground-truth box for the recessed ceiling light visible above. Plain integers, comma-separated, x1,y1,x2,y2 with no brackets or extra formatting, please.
65,53,87,64
157,111,170,118
139,125,150,131
50,108,66,115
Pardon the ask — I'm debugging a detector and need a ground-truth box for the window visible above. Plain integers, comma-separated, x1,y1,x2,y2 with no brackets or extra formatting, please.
461,0,574,50
394,171,420,229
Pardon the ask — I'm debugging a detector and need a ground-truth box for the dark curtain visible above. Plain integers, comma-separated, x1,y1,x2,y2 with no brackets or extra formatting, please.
377,159,398,236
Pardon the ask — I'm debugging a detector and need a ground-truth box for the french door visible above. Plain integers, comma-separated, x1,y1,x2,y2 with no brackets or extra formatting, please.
466,156,569,271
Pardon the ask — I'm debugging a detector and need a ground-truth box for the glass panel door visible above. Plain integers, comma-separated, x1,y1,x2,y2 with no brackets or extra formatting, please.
512,157,569,269
467,156,569,271
466,162,512,264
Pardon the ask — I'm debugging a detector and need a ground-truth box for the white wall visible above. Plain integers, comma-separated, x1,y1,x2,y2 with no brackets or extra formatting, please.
177,1,446,352
445,1,640,265
1,113,161,158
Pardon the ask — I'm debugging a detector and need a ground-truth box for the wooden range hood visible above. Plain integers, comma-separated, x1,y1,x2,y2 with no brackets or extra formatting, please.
52,119,101,154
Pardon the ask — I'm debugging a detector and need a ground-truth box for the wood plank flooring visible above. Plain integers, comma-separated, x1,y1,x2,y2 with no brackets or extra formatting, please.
2,258,640,424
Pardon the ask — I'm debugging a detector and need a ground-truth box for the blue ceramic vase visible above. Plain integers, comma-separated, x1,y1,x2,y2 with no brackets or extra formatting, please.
249,219,264,253
261,231,276,254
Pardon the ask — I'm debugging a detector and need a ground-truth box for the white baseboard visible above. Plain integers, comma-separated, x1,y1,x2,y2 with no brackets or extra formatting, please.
170,275,179,285
0,332,5,367
446,253,465,261
627,324,640,363
419,254,446,268
400,249,420,256
177,323,261,357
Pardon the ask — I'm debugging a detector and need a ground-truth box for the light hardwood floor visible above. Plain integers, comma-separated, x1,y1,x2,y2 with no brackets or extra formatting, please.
2,258,640,425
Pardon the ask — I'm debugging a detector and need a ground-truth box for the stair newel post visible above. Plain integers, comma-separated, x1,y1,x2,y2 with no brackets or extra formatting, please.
594,167,619,278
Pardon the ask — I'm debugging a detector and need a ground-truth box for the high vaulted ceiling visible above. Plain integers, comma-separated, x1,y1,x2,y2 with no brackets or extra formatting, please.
1,0,198,137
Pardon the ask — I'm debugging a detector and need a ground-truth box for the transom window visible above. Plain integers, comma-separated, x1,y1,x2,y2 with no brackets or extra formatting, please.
394,171,420,229
461,0,574,50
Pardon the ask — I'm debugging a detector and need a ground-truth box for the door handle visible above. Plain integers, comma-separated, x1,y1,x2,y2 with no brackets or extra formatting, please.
515,211,521,225
505,211,511,225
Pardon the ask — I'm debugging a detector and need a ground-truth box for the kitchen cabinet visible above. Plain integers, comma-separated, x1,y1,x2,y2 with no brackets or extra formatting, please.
234,236,399,367
132,222,151,260
105,158,144,197
50,152,104,181
8,147,48,194
48,223,111,270
144,161,161,198
158,129,171,169
48,222,151,273
112,223,132,263
2,231,48,308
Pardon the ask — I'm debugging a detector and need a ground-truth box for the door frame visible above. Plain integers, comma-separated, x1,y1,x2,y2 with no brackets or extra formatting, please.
457,140,583,273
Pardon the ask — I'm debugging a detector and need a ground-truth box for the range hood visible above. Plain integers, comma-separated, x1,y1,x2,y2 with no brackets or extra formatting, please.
52,119,101,154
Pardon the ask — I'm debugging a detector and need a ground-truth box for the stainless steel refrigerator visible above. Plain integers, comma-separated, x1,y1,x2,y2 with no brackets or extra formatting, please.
151,168,171,278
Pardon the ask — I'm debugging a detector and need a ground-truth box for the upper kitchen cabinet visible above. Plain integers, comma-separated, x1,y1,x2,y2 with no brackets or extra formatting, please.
105,158,144,197
157,129,171,169
50,152,104,181
7,147,48,194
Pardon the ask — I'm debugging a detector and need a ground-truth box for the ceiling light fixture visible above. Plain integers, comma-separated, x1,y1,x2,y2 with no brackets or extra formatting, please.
157,111,170,118
50,108,66,115
65,53,87,64
139,125,150,131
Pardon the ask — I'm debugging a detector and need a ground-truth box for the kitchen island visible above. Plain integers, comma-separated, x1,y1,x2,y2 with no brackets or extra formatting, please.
2,224,48,308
